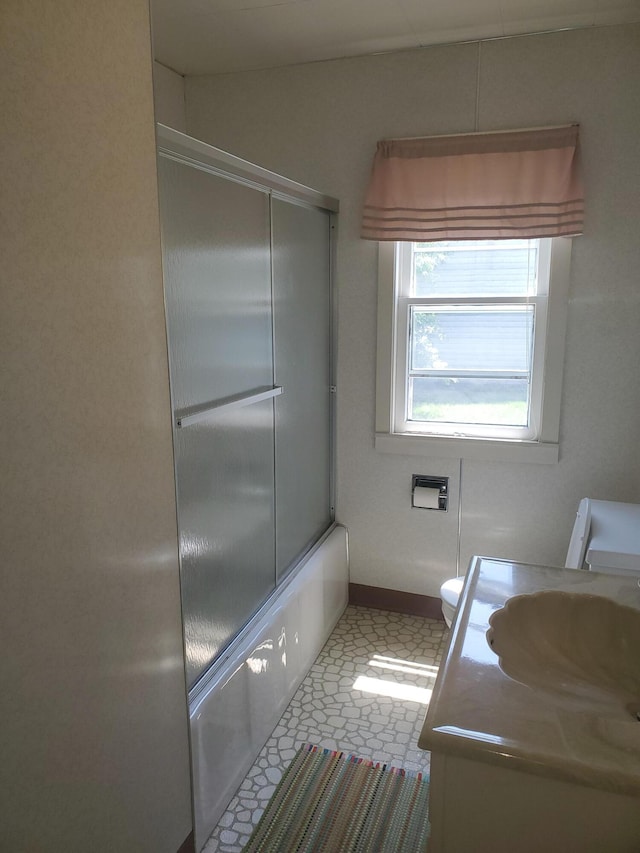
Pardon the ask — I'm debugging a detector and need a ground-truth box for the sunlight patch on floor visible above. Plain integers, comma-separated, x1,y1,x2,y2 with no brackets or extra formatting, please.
368,654,439,679
353,675,433,704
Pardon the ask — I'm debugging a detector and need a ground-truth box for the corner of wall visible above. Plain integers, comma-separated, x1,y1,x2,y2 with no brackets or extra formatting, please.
153,61,187,133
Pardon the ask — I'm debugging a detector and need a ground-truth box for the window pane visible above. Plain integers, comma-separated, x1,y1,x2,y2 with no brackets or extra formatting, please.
410,306,534,373
412,240,539,297
409,377,529,426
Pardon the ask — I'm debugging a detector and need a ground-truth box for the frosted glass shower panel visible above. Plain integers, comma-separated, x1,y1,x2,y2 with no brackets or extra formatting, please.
159,158,274,410
158,155,276,688
174,401,275,688
272,199,333,580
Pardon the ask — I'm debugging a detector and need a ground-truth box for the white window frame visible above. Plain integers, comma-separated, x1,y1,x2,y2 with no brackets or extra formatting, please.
375,238,572,464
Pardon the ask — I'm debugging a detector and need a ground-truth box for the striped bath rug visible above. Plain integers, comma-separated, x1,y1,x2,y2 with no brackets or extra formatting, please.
244,744,430,852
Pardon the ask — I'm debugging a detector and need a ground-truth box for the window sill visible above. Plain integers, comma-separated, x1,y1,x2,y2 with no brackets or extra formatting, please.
375,432,559,464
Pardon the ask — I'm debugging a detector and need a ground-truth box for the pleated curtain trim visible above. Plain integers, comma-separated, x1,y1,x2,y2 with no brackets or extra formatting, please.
361,125,584,241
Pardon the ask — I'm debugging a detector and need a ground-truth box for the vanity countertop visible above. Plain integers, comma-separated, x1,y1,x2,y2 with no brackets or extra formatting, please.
419,557,640,796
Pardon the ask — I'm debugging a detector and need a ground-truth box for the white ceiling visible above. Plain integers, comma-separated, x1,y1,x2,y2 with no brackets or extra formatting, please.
151,0,640,76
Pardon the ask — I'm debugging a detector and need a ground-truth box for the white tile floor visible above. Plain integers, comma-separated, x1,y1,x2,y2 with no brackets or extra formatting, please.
204,605,449,852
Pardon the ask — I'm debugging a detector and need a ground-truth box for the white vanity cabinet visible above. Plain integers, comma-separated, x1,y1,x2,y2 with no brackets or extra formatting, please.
428,751,640,852
420,557,640,853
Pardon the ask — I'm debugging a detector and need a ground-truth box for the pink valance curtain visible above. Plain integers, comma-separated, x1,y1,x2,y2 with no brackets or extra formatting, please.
361,125,584,241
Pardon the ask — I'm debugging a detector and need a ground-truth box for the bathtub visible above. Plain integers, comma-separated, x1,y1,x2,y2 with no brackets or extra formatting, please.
189,523,349,850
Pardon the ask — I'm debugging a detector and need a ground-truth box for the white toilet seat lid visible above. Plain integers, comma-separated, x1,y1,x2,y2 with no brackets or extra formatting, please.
440,576,464,608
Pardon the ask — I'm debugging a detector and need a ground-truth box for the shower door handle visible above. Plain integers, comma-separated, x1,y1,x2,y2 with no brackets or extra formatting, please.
176,386,283,429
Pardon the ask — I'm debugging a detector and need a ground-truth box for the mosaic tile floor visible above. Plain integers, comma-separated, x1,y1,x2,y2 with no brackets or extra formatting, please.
204,605,449,852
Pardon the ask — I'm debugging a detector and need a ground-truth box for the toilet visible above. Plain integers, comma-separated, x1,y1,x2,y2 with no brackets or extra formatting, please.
439,497,640,628
440,576,465,628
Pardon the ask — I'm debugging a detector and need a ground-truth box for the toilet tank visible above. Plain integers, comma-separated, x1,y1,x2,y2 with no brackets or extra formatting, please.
586,499,640,577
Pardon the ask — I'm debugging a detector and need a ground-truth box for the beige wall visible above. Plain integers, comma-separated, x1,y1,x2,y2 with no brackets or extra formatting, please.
184,24,640,597
1,2,191,850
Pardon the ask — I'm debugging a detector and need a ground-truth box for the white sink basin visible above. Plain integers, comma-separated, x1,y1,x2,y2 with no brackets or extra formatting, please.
486,590,640,719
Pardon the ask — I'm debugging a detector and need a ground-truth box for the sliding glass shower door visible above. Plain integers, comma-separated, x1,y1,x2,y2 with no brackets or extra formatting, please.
272,198,333,581
157,130,336,693
159,157,276,689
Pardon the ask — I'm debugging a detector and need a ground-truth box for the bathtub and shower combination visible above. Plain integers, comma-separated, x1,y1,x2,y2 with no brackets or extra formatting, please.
156,125,347,849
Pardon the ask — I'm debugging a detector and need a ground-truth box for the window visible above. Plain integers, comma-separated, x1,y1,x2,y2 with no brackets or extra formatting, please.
376,238,572,463
398,239,548,440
